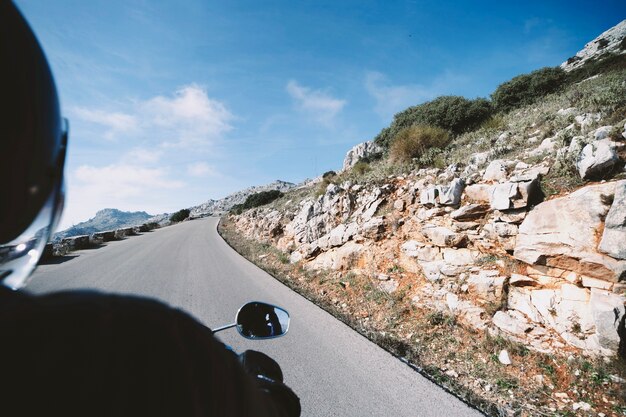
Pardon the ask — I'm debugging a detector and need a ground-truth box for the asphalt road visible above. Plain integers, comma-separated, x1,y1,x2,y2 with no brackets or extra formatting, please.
29,217,483,417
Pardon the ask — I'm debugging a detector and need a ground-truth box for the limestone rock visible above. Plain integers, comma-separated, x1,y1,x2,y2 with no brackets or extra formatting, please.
589,288,626,353
594,125,614,140
508,287,542,322
422,226,466,248
442,248,478,266
494,311,533,337
515,180,626,282
599,181,626,260
400,240,441,262
464,184,494,203
489,179,541,211
419,179,464,207
577,139,619,179
418,261,444,282
490,183,518,210
468,270,506,302
451,204,490,221
341,141,382,171
560,20,626,72
483,160,508,182
493,209,526,224
438,178,465,206
305,241,364,270
379,280,399,293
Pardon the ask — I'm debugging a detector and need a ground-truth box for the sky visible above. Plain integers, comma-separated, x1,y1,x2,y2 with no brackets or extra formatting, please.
14,0,625,229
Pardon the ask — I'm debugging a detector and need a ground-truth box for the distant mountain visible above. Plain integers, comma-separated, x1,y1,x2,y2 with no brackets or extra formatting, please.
54,208,154,240
190,180,296,217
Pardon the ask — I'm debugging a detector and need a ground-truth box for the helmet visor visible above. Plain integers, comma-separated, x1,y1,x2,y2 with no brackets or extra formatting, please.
0,118,67,290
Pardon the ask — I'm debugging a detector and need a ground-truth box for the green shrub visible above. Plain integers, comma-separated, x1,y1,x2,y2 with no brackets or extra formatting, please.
230,190,284,214
491,67,567,113
374,96,492,148
389,125,451,163
322,170,337,179
170,209,190,223
566,53,626,84
352,161,371,175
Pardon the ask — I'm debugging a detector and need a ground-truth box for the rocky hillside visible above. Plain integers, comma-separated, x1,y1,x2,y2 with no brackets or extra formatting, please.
561,19,626,72
54,208,154,240
190,180,295,217
222,20,626,415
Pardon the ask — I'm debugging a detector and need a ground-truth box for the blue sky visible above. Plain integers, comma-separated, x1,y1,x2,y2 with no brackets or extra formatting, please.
15,0,625,228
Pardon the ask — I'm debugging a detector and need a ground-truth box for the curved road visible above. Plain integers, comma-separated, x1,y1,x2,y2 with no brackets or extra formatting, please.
29,217,483,417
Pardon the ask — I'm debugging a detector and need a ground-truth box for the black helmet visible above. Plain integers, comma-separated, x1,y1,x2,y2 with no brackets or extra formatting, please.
0,1,67,289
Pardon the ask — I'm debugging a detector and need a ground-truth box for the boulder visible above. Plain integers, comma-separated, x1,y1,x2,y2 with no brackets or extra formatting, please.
508,287,542,322
493,311,534,336
489,179,541,211
305,241,364,270
464,184,493,203
442,248,478,266
493,209,526,224
598,181,626,260
418,260,444,282
419,179,464,207
577,139,619,179
593,125,614,140
400,240,442,262
341,141,382,171
422,226,465,248
451,204,490,221
490,182,518,210
509,164,550,182
483,160,508,182
360,217,385,240
438,178,465,206
468,270,506,302
515,180,626,282
589,288,625,353
419,186,439,206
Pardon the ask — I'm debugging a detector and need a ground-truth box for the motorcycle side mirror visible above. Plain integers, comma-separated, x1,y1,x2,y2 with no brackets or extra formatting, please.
236,301,290,339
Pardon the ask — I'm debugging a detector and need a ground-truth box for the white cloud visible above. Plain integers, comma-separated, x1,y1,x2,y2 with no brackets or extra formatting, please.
286,80,346,126
73,84,233,148
365,71,469,121
187,162,218,177
74,164,184,198
141,85,234,147
122,148,163,164
72,107,138,140
58,163,186,229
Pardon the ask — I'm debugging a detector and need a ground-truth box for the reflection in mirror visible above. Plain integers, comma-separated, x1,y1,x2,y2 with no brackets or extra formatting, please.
236,302,290,339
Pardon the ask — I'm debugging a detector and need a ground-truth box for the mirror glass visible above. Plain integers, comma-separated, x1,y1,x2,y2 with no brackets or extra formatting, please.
236,302,290,339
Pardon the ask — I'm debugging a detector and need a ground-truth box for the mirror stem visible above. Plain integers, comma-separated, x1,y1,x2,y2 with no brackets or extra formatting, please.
212,323,237,334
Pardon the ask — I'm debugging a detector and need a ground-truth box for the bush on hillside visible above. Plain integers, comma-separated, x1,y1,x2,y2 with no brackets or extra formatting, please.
566,53,626,84
230,190,284,214
491,67,566,113
352,161,371,175
374,96,492,149
389,125,451,164
170,209,190,223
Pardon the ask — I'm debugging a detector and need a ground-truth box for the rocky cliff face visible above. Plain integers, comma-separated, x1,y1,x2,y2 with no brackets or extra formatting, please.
190,180,295,217
561,19,626,72
230,114,626,357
